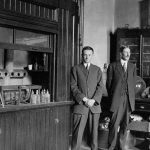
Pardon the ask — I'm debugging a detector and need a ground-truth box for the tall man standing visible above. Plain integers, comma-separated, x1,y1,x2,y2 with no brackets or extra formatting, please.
106,46,137,150
71,46,103,150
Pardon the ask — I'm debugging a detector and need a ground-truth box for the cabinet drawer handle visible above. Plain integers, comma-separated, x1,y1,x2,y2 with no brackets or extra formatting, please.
55,118,59,124
140,105,145,109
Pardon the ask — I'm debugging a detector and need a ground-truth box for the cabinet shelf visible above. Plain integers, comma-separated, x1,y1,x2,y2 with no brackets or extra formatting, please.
142,61,150,62
131,53,140,54
143,77,150,78
26,70,49,73
143,45,150,46
127,45,139,47
143,53,150,54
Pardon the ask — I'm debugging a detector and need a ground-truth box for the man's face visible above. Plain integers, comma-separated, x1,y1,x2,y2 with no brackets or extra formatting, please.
82,49,93,63
120,47,131,61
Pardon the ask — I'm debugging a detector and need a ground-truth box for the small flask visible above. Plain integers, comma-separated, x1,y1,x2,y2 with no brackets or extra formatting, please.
36,90,40,104
40,90,44,103
43,53,48,71
41,89,46,103
31,90,36,104
45,90,50,103
34,59,38,70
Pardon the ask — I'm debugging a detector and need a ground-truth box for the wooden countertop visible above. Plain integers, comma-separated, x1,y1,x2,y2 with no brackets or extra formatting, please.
0,101,74,113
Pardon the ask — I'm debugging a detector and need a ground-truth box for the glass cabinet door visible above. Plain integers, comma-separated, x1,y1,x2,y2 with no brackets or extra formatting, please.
119,37,140,76
15,30,50,48
142,37,150,84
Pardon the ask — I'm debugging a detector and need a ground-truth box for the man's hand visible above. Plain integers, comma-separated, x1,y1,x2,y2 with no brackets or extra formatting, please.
83,97,89,107
87,99,95,107
83,97,95,107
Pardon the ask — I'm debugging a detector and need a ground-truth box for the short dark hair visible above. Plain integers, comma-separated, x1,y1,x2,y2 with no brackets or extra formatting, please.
82,46,94,54
119,45,129,53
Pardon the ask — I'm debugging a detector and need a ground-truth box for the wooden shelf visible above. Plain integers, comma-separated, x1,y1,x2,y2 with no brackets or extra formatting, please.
0,101,74,113
143,77,150,78
142,61,150,62
128,45,139,46
131,53,140,54
27,70,49,73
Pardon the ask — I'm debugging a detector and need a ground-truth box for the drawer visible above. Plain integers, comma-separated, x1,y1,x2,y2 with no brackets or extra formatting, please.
135,102,150,112
128,121,150,132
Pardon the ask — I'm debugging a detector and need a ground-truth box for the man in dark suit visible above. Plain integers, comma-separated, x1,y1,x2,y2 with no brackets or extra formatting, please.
106,45,137,150
70,46,103,150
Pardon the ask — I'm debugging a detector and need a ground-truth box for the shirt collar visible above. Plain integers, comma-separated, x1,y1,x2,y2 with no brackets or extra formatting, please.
84,63,90,68
120,59,128,66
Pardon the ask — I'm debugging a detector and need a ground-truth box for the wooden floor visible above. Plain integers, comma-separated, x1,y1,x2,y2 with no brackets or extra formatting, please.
69,140,150,150
73,133,150,150
69,129,150,150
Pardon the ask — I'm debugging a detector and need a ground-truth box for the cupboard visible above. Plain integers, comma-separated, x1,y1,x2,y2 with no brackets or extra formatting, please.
0,101,72,150
0,0,84,149
0,0,84,102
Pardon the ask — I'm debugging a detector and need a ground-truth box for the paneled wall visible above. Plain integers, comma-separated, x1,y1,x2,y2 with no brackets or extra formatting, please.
0,0,58,21
56,9,73,101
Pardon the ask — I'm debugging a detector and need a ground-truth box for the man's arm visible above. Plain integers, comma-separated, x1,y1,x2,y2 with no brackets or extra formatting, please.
92,68,104,105
70,67,86,104
106,64,113,97
133,64,137,93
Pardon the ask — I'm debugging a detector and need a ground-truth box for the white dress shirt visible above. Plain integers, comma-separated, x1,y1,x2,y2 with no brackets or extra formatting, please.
84,63,90,70
121,59,128,71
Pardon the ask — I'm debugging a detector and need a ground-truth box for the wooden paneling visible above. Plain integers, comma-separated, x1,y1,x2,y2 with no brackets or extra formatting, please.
0,9,58,33
0,0,59,29
20,0,59,9
20,0,71,10
56,105,71,150
59,0,72,9
0,103,72,150
56,8,73,101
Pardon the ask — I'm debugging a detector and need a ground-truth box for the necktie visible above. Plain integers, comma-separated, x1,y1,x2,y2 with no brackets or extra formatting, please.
123,63,127,72
85,64,89,70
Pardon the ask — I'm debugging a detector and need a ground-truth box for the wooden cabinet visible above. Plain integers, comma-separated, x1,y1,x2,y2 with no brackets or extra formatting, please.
114,28,150,86
127,99,150,149
0,102,72,150
0,0,83,101
0,26,56,101
0,0,82,149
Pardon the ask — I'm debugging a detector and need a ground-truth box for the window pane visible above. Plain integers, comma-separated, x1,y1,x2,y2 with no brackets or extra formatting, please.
0,27,13,43
15,30,49,48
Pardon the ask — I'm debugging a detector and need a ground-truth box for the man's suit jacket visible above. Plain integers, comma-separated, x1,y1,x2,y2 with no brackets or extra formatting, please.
71,63,103,115
106,61,137,112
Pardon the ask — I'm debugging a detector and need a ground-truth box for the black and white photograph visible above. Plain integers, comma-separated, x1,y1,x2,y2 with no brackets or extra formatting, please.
0,0,149,150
